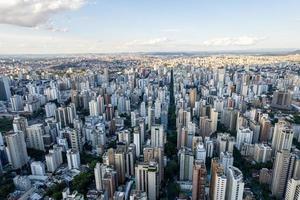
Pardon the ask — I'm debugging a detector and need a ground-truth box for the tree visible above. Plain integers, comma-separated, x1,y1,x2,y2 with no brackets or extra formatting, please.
71,172,93,195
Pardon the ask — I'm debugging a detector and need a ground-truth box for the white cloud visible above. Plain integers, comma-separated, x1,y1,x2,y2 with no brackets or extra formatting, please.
161,28,180,33
125,37,173,46
203,36,266,46
0,0,86,27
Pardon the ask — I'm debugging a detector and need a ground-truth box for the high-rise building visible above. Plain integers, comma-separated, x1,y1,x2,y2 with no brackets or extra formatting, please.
226,166,245,200
285,178,300,200
271,90,292,110
5,131,28,169
271,120,294,154
143,147,164,184
192,160,207,200
195,143,206,162
55,107,68,128
66,149,81,170
259,115,272,142
135,161,159,200
220,151,234,174
94,162,104,192
114,147,126,185
67,103,77,124
179,147,194,181
97,95,105,114
133,127,141,157
236,127,253,150
45,145,63,173
189,88,197,109
125,144,136,177
210,108,218,133
154,99,161,119
271,150,300,199
151,125,164,148
210,158,227,200
103,168,117,199
68,128,82,152
253,143,272,163
0,76,11,101
26,124,45,151
45,102,57,118
12,116,28,138
89,99,99,116
30,161,45,176
10,95,23,111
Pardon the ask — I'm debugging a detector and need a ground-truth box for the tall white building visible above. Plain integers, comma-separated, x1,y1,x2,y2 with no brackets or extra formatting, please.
66,149,81,170
179,148,194,181
135,161,159,200
30,161,45,176
45,102,57,118
236,127,253,150
10,95,23,111
5,131,29,169
271,120,294,154
285,178,300,200
45,145,63,172
195,143,206,162
210,108,218,133
94,162,104,192
220,152,234,175
26,124,45,151
154,99,161,119
133,128,141,157
226,166,245,200
89,100,99,116
150,125,164,148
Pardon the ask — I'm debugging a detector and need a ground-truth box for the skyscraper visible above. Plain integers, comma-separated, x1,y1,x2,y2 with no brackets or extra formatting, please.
226,166,244,200
66,149,81,170
285,178,300,200
192,160,207,200
271,120,294,154
236,127,253,150
94,162,104,192
10,95,23,111
271,150,300,199
210,158,227,200
30,161,45,176
133,127,141,157
135,161,159,200
26,124,45,151
5,131,28,169
45,145,63,173
0,76,11,101
189,88,197,109
150,125,164,148
179,147,194,181
89,99,99,116
114,147,126,185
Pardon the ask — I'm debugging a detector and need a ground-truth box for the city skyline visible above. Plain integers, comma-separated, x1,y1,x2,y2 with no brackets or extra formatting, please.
0,0,300,54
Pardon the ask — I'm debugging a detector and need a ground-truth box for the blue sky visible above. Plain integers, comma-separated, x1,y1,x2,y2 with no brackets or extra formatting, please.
0,0,299,54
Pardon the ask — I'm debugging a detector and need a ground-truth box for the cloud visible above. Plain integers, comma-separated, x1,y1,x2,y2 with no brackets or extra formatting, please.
161,28,180,33
35,21,69,33
203,36,266,46
125,37,173,46
0,0,86,27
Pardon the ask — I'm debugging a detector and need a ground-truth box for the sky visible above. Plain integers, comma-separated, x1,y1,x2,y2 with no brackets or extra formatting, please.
0,0,299,54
